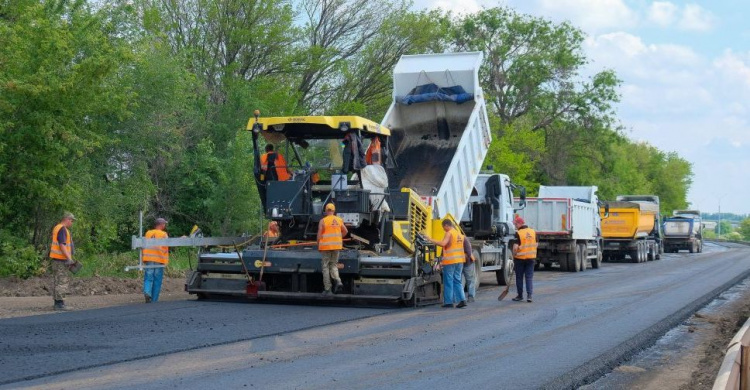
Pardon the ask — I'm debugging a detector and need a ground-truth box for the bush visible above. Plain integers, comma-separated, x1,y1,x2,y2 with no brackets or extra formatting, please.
0,232,44,279
725,232,743,241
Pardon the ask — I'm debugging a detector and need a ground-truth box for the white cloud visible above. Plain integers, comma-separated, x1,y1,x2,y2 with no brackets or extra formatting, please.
714,50,750,90
648,1,678,27
417,0,484,14
533,0,638,32
678,4,716,32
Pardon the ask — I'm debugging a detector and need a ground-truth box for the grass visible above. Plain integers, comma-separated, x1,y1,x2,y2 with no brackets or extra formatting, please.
76,248,199,279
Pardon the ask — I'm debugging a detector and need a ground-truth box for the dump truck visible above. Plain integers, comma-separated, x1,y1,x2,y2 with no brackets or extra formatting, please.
513,186,605,272
601,195,662,263
663,210,702,253
460,172,527,285
176,52,492,305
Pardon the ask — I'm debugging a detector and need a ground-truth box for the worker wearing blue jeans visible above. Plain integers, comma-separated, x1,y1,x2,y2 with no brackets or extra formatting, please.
429,219,467,308
462,237,477,302
512,216,538,303
143,262,165,302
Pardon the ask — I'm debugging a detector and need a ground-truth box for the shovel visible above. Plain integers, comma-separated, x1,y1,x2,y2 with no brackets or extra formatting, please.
498,260,515,301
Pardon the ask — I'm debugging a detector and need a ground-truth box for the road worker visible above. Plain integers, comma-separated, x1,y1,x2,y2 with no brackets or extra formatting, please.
512,216,538,303
142,218,169,303
317,203,347,296
263,221,280,240
49,212,76,311
260,144,292,181
462,235,477,302
365,137,382,166
428,219,467,308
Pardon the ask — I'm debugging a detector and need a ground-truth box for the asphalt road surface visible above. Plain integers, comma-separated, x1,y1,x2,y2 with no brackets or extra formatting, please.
2,243,749,389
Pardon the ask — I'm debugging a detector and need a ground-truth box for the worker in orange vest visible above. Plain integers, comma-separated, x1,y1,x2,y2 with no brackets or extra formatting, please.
428,219,468,308
317,203,348,296
49,212,76,311
142,218,169,303
260,144,292,181
365,137,382,166
263,221,280,243
512,216,538,303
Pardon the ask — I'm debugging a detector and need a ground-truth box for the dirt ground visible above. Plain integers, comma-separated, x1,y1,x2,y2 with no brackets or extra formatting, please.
0,276,192,319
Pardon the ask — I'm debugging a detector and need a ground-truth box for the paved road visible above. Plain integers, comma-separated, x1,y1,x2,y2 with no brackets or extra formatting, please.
2,243,749,389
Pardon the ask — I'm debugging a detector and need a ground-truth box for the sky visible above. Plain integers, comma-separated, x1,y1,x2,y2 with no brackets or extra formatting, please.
414,0,750,215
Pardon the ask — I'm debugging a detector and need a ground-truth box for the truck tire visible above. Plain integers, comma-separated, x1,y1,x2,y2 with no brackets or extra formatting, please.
630,247,640,263
647,243,654,261
689,244,695,254
473,250,482,285
579,243,587,271
496,252,513,286
593,244,602,269
559,254,569,272
571,246,582,272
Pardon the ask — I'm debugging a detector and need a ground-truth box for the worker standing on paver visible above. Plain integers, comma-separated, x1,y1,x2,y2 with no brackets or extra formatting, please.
263,221,280,241
49,212,76,311
142,218,169,303
429,219,467,308
365,137,382,166
317,203,347,296
512,216,538,303
260,144,292,181
462,235,477,302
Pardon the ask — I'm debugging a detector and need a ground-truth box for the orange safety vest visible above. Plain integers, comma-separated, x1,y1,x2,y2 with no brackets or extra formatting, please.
50,223,72,261
515,227,538,260
365,138,382,165
441,228,466,265
260,152,291,181
263,230,279,239
318,215,344,251
142,229,169,265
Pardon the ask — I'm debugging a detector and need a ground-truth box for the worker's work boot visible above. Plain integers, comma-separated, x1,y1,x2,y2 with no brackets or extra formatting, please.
527,295,533,303
322,289,332,297
144,294,152,303
512,296,523,302
468,296,475,303
53,300,68,311
456,301,467,308
334,281,343,294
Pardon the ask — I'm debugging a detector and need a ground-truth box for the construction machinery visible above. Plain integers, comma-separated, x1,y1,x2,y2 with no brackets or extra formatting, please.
460,172,527,285
180,52,492,305
663,210,703,253
514,186,606,272
601,195,663,263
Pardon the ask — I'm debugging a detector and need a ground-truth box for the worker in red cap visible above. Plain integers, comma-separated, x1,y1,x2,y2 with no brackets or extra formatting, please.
512,215,538,302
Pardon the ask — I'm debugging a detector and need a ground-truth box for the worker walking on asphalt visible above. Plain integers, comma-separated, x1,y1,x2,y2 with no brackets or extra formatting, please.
429,219,467,308
260,144,292,181
462,236,477,302
512,216,538,303
317,203,347,296
142,218,169,303
49,212,76,311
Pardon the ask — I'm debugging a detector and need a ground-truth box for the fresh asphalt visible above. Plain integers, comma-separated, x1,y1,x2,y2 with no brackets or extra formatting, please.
2,243,749,389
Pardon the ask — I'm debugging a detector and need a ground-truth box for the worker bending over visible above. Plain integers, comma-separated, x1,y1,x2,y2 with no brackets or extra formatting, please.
317,203,347,296
260,144,291,181
512,216,538,303
365,137,382,165
429,219,467,308
142,218,169,303
49,212,77,311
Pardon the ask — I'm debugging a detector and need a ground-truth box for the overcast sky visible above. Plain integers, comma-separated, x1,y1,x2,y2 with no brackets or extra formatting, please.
414,0,750,214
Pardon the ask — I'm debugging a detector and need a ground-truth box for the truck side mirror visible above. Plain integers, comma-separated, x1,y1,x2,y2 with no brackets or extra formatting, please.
516,187,527,210
604,203,610,218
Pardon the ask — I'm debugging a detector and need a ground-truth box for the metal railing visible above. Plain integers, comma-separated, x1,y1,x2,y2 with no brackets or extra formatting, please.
714,317,750,390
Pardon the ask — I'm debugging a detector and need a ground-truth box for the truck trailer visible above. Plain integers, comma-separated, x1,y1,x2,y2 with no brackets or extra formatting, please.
514,186,605,272
601,195,662,263
663,210,702,253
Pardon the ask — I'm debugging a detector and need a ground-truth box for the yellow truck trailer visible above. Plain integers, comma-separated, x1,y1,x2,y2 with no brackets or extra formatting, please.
600,195,663,263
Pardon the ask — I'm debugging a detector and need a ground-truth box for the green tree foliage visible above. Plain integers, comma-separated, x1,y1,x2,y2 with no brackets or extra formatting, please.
715,221,733,236
739,218,750,241
0,1,696,277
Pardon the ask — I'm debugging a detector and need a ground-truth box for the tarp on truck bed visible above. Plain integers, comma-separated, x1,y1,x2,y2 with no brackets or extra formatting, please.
398,83,474,105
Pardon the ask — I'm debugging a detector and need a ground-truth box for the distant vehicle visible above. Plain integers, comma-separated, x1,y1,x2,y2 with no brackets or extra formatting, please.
514,186,605,272
601,195,662,263
663,210,702,253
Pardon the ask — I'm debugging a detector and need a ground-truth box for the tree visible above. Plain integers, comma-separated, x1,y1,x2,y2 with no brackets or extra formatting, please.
738,218,750,241
715,221,733,236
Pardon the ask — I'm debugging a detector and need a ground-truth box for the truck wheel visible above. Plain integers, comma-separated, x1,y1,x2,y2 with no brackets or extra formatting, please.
592,247,602,269
689,244,695,254
571,246,581,272
473,250,482,286
559,254,569,272
630,248,639,263
496,252,513,286
579,244,587,271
